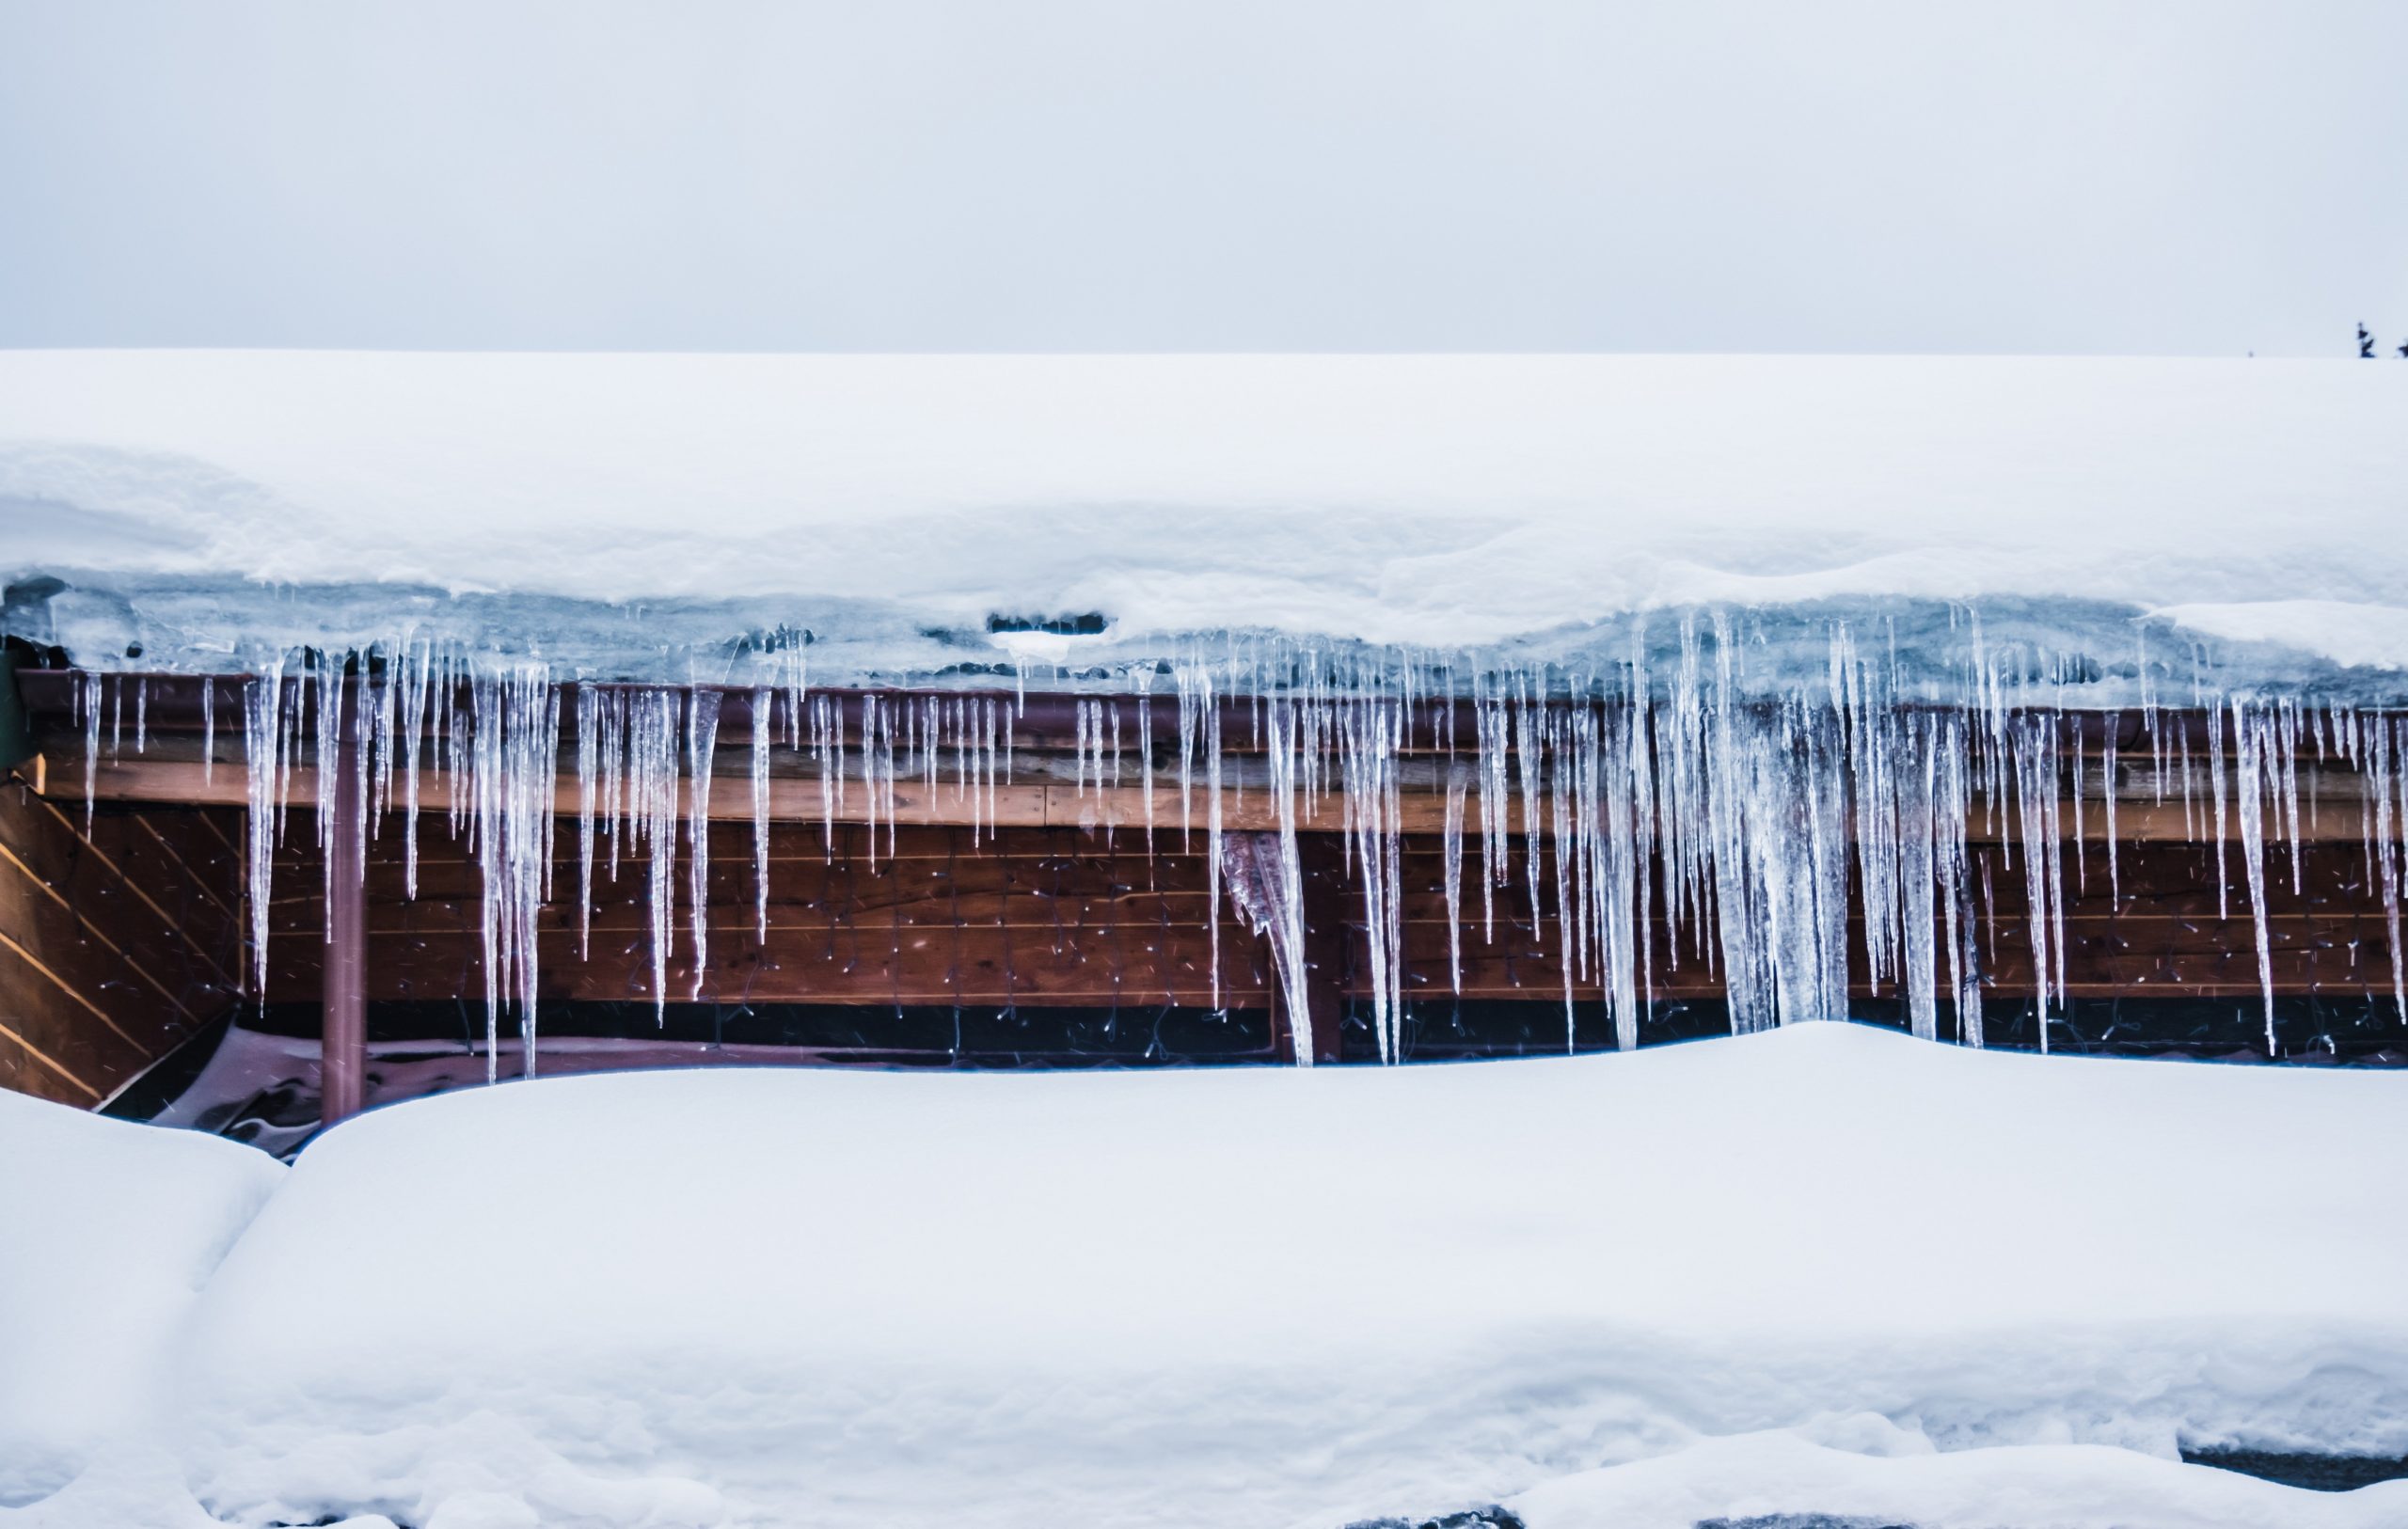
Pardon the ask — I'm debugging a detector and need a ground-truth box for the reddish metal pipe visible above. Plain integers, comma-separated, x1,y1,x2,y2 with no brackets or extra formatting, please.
320,694,367,1127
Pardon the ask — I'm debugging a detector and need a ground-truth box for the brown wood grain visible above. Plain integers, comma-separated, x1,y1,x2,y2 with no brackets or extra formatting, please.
53,752,2387,842
0,785,243,1103
264,921,1274,1007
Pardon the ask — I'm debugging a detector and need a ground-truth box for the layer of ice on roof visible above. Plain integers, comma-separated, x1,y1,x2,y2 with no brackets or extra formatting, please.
3,351,2405,692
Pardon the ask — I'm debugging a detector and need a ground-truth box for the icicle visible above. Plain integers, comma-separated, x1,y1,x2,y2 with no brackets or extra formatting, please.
81,670,102,829
347,669,374,942
241,660,287,1001
1107,700,1123,849
1548,714,1576,1048
857,694,879,864
1477,680,1511,943
687,687,722,1001
1442,761,1469,994
2375,717,2405,1025
2008,713,2058,1050
812,695,836,855
1339,691,1406,1061
316,661,347,944
2068,723,2085,895
2390,717,2408,1026
576,686,601,961
1205,678,1224,1007
752,687,772,943
784,641,808,749
399,638,432,901
2102,714,2120,906
1233,701,1316,1064
1606,698,1646,1049
2231,698,2276,1055
1936,713,1983,1048
200,677,216,787
2209,705,2230,922
1897,712,1936,1045
627,687,684,1020
598,686,626,887
1139,692,1157,854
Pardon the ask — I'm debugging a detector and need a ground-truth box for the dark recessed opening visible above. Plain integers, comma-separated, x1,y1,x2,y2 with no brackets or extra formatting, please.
985,612,1109,636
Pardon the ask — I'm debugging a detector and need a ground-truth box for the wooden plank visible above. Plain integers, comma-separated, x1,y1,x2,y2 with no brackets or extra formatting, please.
0,790,211,1061
78,812,243,992
20,793,244,990
264,892,1257,940
277,817,1216,870
279,845,1228,909
0,937,150,1098
0,1021,101,1106
1292,836,1349,1063
0,824,219,1030
0,783,246,1104
264,922,1274,1007
126,809,244,922
1383,934,2400,1002
53,753,2385,841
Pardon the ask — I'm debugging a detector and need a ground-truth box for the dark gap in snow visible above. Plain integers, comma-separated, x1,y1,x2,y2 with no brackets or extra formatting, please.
2179,1444,2408,1491
1344,1507,1526,1529
1337,996,2408,1064
986,611,1109,636
121,1004,1281,1157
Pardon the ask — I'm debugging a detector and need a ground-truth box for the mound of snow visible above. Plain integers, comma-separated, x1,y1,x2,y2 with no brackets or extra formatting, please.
165,1024,2408,1529
0,1091,282,1504
1509,1429,2408,1529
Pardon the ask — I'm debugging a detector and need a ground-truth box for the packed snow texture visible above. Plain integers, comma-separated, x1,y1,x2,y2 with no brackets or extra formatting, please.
5,1025,2400,1527
3,351,2406,686
1509,1431,2408,1529
0,1090,283,1504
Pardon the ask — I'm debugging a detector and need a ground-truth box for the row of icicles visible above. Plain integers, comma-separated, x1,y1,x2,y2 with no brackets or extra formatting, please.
65,628,2408,1080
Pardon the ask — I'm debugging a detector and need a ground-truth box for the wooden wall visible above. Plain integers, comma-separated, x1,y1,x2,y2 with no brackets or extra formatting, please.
256,810,2406,1016
0,777,245,1106
263,819,1275,1011
1356,838,2406,1005
8,780,2400,1103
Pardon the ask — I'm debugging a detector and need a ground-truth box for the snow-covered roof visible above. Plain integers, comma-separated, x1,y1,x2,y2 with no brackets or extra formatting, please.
3,350,2404,684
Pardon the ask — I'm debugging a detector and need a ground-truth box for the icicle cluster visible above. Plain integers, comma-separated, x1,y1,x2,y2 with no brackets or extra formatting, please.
153,615,2408,1080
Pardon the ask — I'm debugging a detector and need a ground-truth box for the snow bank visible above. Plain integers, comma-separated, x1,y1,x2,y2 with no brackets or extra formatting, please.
1510,1430,2408,1529
0,1090,283,1504
165,1024,2408,1528
4,351,2405,683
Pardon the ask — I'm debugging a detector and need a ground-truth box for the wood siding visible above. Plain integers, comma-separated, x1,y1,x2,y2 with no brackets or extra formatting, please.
0,777,244,1105
262,819,1276,1010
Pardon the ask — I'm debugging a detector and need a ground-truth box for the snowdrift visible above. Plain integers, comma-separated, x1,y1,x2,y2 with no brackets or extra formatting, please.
1511,1431,2408,1529
4,351,2406,688
2,1024,2376,1527
0,1090,282,1504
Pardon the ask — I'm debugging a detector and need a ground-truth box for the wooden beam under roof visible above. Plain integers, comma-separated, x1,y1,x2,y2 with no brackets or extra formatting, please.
22,749,2384,842
14,670,2392,842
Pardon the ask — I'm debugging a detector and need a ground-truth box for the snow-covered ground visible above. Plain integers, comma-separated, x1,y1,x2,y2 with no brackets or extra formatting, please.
4,352,2405,690
5,1023,2406,1527
0,1091,281,1507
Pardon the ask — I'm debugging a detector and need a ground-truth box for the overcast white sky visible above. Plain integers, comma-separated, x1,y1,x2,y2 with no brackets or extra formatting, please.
2,0,2402,355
